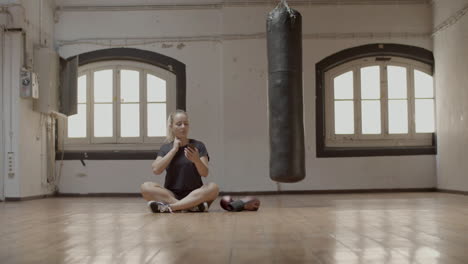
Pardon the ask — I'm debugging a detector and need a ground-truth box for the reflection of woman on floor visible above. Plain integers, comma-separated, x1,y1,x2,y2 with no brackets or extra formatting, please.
141,110,219,213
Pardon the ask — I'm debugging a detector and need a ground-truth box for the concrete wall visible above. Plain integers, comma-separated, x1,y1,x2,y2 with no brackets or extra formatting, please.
1,0,56,198
0,21,3,200
433,0,468,192
2,31,22,198
55,2,436,194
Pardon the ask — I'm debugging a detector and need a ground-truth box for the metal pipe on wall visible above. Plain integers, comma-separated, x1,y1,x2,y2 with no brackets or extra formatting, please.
56,0,430,12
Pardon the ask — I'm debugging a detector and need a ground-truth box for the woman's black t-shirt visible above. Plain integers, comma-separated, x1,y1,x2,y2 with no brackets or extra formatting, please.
157,139,209,192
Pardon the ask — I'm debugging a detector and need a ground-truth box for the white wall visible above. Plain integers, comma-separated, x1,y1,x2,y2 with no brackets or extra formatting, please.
1,0,57,198
0,23,3,200
2,31,22,198
55,2,436,194
433,0,468,192
20,0,57,197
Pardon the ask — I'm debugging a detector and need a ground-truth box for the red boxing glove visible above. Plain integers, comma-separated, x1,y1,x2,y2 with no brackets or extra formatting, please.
220,195,260,212
220,195,234,211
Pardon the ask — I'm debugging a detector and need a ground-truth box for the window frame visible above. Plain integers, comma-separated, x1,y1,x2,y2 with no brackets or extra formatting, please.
56,48,186,159
60,60,176,150
324,57,434,148
316,43,436,157
116,66,143,144
143,67,176,144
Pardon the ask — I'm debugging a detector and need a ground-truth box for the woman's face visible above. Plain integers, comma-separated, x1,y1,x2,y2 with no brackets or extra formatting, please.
171,113,190,139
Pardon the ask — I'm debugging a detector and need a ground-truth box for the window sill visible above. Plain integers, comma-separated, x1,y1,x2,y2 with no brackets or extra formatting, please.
317,145,436,158
55,150,158,160
62,142,164,150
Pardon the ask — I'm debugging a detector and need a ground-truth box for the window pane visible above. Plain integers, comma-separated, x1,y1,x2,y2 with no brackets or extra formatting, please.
147,74,166,102
415,99,435,133
94,70,113,103
120,70,139,103
361,100,381,134
68,104,86,138
388,100,408,134
334,71,353,100
78,75,87,103
94,104,113,137
147,103,166,137
414,70,434,98
361,66,380,99
388,66,407,99
121,104,140,137
334,101,354,134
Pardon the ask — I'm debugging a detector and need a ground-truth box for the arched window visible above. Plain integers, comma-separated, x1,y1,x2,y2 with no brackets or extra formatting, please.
65,60,175,147
58,48,185,158
316,44,435,157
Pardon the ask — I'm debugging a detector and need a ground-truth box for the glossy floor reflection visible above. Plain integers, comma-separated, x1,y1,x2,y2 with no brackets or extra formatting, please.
1,192,468,264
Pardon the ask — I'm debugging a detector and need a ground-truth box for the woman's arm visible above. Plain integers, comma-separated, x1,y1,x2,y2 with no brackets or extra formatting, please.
185,147,209,177
152,138,181,175
194,156,209,177
151,149,177,175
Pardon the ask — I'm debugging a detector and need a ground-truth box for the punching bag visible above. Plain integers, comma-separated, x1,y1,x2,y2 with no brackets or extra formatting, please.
267,1,305,183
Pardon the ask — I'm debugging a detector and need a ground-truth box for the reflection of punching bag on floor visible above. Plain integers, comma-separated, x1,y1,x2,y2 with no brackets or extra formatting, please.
267,1,305,183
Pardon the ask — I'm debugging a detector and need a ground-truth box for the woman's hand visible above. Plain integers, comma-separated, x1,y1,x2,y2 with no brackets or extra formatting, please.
184,146,200,163
172,137,182,151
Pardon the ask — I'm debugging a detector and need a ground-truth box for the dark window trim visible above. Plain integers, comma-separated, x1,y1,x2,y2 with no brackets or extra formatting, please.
316,43,436,158
56,48,186,160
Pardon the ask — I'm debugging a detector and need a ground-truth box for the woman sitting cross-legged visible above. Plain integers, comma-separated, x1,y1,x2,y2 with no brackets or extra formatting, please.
141,110,219,213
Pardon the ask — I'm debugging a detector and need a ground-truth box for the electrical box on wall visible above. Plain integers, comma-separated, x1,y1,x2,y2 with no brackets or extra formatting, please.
33,47,59,113
20,69,39,99
7,152,15,178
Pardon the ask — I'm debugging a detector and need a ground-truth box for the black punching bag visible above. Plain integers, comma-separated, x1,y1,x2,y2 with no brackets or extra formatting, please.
267,1,305,183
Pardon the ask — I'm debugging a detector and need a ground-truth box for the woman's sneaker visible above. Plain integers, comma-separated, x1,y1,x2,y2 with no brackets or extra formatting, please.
187,202,209,212
148,201,173,213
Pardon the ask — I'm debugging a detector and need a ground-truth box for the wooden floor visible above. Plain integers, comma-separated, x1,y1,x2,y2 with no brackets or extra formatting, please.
1,193,468,264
